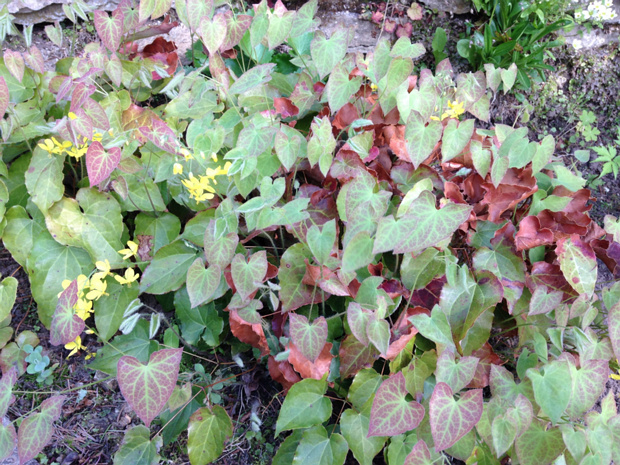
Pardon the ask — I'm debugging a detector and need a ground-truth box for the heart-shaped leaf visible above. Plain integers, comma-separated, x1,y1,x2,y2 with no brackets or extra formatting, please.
17,396,65,464
340,405,386,465
367,312,390,357
113,425,162,465
441,119,475,163
86,141,121,187
527,360,572,425
0,76,9,118
275,378,331,436
292,425,348,465
94,9,124,51
0,368,17,418
429,382,483,451
491,411,517,456
307,116,336,177
0,423,16,462
347,302,371,346
117,348,183,427
326,64,362,113
186,0,214,32
289,313,328,363
198,14,227,55
404,440,433,465
187,405,233,465
515,422,564,465
0,276,17,323
140,241,198,295
436,351,479,393
368,372,425,437
275,125,306,171
565,358,608,419
405,111,443,168
310,28,351,79
204,220,239,269
373,190,472,255
556,235,597,298
50,279,84,346
221,12,252,51
529,286,563,316
267,7,295,50
3,50,24,82
186,258,221,309
306,219,336,265
228,63,276,95
231,251,268,301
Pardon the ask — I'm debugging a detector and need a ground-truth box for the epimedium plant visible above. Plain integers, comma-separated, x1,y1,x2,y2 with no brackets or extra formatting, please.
0,0,619,464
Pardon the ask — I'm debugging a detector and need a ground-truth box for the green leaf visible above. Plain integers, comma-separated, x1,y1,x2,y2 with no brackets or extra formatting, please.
275,378,331,436
203,220,239,269
326,64,362,113
391,37,426,59
306,219,336,266
441,119,475,163
401,248,446,291
198,14,227,55
556,236,597,298
491,412,517,456
290,0,320,37
310,28,350,79
408,305,454,348
279,244,322,312
515,422,564,465
404,440,433,465
500,63,518,93
307,116,336,177
25,147,64,214
289,313,328,363
113,425,162,465
229,63,276,95
348,369,385,411
139,241,198,295
368,372,425,437
187,405,233,465
0,277,17,323
27,232,93,327
117,348,183,427
186,258,221,308
292,425,348,465
342,231,374,273
531,135,555,174
275,125,307,171
526,360,572,425
0,423,16,462
340,404,386,465
565,358,608,419
89,320,157,375
429,382,483,451
135,212,181,254
528,286,563,316
435,351,479,393
405,111,443,168
174,289,224,346
470,139,491,179
379,58,414,115
95,279,140,342
267,8,295,50
366,312,390,357
373,191,472,255
231,251,268,301
17,396,65,464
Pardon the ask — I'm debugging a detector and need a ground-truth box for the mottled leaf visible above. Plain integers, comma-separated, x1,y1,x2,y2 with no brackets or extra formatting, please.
0,76,9,118
405,111,443,168
310,28,350,79
203,220,239,269
117,348,183,427
94,9,124,51
49,279,84,346
86,141,121,187
429,382,483,451
368,372,425,437
198,14,227,55
289,313,328,363
231,251,268,301
556,235,597,298
526,360,572,425
186,258,221,308
436,351,479,393
515,422,564,465
404,440,432,465
441,119,474,163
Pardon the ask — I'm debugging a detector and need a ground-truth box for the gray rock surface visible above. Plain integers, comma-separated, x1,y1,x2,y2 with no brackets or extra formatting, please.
8,0,119,25
419,0,472,14
319,11,379,54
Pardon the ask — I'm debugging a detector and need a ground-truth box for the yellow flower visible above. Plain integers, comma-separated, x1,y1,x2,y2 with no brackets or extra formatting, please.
65,335,86,358
370,83,378,92
59,274,90,297
74,298,93,321
211,152,218,162
118,240,139,260
442,100,465,120
180,148,193,161
92,132,103,142
114,268,140,286
38,138,55,153
68,112,77,120
182,173,216,202
173,163,183,175
85,351,96,360
94,259,112,278
85,277,108,301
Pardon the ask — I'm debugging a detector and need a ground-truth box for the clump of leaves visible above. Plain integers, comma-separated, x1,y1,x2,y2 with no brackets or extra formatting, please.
0,0,619,464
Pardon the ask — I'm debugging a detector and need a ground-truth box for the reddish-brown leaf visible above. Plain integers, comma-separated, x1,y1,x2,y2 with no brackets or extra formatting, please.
229,308,269,356
467,342,504,388
339,334,379,378
332,103,359,131
592,239,620,278
273,97,299,118
481,167,538,222
526,262,578,302
288,341,333,380
268,356,301,392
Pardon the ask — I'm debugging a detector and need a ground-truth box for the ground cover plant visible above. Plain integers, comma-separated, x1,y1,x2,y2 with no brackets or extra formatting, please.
1,0,620,464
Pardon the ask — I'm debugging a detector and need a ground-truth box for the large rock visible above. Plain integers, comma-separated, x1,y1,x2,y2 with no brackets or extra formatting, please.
8,0,119,25
418,0,471,14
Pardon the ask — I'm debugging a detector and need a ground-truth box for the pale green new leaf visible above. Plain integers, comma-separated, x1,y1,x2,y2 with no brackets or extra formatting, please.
310,28,351,79
292,425,348,465
340,404,386,465
405,111,443,168
0,277,17,323
24,147,65,213
187,406,233,465
113,425,162,465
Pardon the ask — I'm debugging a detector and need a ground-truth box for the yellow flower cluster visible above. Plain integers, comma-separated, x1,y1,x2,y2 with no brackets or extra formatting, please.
38,133,103,159
61,258,140,358
430,100,465,121
174,150,232,202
